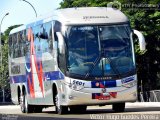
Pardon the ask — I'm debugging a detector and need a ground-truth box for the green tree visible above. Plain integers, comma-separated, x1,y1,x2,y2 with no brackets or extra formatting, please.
0,25,21,102
60,0,108,8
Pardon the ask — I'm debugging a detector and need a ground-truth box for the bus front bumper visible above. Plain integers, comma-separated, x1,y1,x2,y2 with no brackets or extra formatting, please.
61,86,137,106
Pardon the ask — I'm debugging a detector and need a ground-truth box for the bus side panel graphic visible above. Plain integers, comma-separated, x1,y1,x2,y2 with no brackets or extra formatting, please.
26,28,44,98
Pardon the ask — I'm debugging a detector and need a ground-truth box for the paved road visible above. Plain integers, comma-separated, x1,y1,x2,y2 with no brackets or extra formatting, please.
0,103,160,120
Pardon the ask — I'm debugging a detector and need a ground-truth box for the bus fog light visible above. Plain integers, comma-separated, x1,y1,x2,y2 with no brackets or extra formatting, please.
69,95,74,100
69,84,84,91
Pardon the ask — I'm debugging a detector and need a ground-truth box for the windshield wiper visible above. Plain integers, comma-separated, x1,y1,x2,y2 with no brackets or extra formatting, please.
84,52,101,79
84,52,123,80
84,55,122,79
105,57,122,79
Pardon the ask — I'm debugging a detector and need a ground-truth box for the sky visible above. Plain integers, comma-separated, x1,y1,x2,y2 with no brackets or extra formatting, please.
0,0,62,32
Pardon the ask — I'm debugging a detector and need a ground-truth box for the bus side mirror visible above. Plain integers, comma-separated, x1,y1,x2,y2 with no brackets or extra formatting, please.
56,32,65,54
133,30,146,51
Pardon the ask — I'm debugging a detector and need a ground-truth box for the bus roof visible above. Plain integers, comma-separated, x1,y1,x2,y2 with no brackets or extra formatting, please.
10,7,129,34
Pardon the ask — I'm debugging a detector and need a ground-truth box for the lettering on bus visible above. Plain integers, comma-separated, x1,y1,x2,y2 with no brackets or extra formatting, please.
11,65,20,74
72,80,85,86
83,16,108,20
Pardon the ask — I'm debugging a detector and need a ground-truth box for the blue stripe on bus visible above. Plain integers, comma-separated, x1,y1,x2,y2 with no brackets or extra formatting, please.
10,75,27,83
10,71,116,89
91,80,117,88
10,71,64,83
44,71,64,81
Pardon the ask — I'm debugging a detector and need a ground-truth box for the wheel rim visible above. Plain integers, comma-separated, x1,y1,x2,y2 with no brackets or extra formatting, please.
20,95,25,112
24,95,28,112
55,94,60,112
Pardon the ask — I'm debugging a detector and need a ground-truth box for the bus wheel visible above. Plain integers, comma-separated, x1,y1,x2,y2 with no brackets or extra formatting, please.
112,103,125,112
70,105,87,113
24,94,33,113
54,92,68,114
20,93,25,113
33,106,43,113
20,92,33,113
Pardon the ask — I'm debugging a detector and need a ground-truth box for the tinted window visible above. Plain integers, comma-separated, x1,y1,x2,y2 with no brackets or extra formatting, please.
45,22,53,52
65,25,135,79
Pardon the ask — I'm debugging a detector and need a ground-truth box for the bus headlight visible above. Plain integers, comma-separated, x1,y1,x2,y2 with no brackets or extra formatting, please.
69,84,84,91
122,80,137,88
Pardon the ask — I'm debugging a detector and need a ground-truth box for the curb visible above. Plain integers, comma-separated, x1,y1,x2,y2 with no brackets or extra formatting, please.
0,102,13,106
126,102,160,107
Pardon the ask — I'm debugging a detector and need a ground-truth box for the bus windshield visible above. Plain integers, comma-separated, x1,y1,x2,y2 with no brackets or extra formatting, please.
65,24,135,79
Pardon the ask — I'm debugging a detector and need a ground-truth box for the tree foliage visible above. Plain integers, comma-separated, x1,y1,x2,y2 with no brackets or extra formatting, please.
60,0,108,8
0,25,21,90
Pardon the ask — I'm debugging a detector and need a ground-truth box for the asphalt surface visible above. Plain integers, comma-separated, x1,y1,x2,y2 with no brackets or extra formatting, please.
0,103,160,120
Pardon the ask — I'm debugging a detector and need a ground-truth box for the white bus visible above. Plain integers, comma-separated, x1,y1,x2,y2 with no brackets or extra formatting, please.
9,7,146,114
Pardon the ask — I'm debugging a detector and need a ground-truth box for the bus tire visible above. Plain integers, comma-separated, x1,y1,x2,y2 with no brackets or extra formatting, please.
112,103,125,112
54,91,68,114
70,105,87,113
20,93,25,113
24,94,33,113
20,91,33,113
57,105,68,115
33,106,43,113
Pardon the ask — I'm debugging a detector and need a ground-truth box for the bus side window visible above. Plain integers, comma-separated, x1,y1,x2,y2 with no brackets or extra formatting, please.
45,22,53,53
20,31,24,57
41,23,49,53
54,21,60,42
26,28,31,55
12,35,15,58
16,32,20,57
34,25,41,53
14,33,19,58
54,21,67,74
22,30,26,56
18,32,22,57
